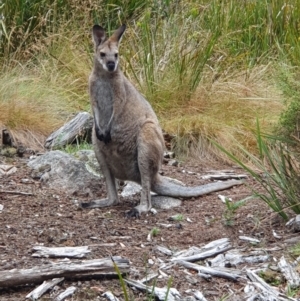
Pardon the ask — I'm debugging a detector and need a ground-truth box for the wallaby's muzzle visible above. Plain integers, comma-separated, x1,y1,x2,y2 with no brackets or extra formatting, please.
107,61,116,72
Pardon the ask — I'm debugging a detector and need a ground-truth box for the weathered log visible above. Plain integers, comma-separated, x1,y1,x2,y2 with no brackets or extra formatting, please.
32,246,91,258
44,112,93,149
0,256,129,288
177,260,240,281
125,279,181,301
26,277,64,300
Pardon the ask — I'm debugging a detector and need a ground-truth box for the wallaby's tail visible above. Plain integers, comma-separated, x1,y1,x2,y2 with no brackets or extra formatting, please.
152,175,243,198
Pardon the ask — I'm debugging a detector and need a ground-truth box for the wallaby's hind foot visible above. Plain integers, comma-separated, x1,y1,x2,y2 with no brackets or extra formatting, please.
125,208,140,218
80,198,118,209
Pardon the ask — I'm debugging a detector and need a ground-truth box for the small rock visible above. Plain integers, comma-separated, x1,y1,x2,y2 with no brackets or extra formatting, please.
148,258,154,265
121,181,142,197
150,208,157,215
293,215,300,232
152,196,182,209
0,204,3,212
167,159,179,166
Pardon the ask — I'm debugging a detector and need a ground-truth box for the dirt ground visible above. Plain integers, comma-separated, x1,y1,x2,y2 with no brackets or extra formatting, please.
0,152,297,301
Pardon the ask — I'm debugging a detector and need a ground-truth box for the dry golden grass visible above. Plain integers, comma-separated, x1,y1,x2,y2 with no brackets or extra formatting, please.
0,66,77,149
161,65,284,162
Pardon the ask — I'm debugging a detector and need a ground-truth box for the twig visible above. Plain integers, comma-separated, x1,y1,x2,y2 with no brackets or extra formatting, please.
0,190,34,196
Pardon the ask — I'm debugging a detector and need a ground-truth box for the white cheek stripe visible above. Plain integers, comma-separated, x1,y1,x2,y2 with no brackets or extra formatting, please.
98,58,119,71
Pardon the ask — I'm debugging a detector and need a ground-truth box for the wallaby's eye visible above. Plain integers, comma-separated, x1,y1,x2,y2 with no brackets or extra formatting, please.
100,52,105,58
115,53,118,58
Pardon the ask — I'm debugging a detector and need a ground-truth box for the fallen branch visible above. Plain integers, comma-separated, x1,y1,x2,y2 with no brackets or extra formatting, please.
55,286,77,301
32,246,91,258
278,256,300,289
0,256,130,288
177,260,240,282
172,241,231,262
26,277,64,300
125,278,181,301
0,190,34,196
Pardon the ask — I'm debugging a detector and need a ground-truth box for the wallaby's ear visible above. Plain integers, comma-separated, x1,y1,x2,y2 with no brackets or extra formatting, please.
92,25,106,47
110,24,126,44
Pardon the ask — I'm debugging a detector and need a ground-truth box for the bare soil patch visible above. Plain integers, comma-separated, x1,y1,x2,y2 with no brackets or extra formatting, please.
0,153,296,301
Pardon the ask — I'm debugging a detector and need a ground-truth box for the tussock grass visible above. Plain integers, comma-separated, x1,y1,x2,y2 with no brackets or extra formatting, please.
161,66,283,161
0,63,83,148
0,0,299,158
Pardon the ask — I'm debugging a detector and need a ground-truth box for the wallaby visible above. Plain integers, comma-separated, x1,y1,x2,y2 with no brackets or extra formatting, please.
83,24,242,217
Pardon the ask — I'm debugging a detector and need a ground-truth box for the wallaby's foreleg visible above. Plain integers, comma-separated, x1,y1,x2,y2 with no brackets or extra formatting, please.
81,138,119,209
126,122,164,217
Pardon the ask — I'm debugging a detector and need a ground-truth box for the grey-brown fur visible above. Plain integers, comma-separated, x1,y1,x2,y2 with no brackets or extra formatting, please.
83,24,242,216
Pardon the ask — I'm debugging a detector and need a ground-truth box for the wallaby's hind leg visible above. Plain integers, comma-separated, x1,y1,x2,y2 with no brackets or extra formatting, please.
81,139,119,209
126,122,164,217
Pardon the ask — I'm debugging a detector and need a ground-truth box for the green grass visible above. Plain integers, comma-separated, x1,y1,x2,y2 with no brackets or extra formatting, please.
214,120,300,221
0,0,299,158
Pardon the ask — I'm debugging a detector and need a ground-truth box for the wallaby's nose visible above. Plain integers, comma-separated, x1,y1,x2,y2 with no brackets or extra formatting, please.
107,61,115,71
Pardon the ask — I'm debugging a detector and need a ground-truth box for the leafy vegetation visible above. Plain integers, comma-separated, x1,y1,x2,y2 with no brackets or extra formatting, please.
1,0,300,216
1,0,297,155
214,120,300,221
222,196,250,226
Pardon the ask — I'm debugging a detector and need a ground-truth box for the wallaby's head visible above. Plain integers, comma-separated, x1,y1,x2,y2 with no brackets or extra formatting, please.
92,24,126,72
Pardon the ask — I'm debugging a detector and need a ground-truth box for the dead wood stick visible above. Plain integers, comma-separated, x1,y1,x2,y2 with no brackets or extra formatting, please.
177,260,240,282
125,279,181,301
26,277,64,300
32,246,91,258
0,256,129,288
278,256,300,289
171,243,232,262
0,190,34,196
54,286,77,301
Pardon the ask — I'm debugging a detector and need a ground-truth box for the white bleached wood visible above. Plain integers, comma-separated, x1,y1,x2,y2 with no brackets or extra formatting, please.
26,277,64,300
202,173,247,180
125,279,181,301
239,236,260,243
139,272,159,283
32,246,91,258
171,242,231,262
102,291,120,301
177,260,240,281
0,256,130,288
155,245,173,256
186,289,208,301
54,286,77,301
278,256,300,289
246,270,279,297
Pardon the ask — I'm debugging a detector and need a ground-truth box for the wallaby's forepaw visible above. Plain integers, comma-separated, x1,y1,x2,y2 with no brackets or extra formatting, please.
125,208,140,218
95,127,111,144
